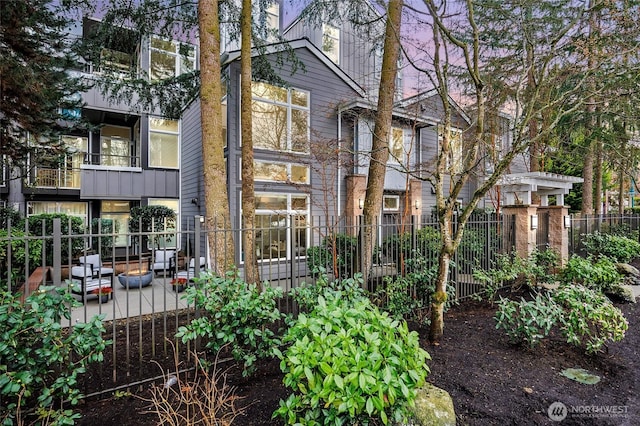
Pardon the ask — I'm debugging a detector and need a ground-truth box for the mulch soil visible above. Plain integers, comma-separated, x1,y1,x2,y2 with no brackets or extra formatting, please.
75,289,640,426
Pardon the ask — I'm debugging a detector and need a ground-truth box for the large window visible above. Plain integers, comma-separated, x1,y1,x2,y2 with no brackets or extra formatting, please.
253,194,309,261
149,118,179,168
150,37,196,81
251,81,309,153
101,201,130,247
322,23,340,64
27,201,88,225
254,160,309,184
101,125,131,167
148,198,179,248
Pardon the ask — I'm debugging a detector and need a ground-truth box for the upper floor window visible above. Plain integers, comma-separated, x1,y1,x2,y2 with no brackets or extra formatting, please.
252,81,309,153
150,37,196,81
254,160,310,184
322,23,340,64
389,127,405,163
439,126,463,174
149,118,179,169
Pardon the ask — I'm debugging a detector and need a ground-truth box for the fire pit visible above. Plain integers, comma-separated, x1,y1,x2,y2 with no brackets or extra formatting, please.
118,270,154,289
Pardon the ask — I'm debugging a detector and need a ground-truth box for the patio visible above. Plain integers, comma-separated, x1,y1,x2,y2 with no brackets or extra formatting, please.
68,274,193,323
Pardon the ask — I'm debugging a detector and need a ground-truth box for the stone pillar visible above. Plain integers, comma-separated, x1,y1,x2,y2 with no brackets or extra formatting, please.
502,205,539,258
538,205,570,265
345,174,366,234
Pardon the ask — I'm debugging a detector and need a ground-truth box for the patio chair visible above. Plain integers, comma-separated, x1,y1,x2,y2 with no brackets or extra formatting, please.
69,267,112,302
152,249,176,276
175,256,206,282
77,254,114,281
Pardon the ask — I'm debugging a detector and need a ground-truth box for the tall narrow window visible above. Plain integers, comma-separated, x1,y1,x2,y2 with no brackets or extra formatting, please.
101,201,131,247
149,118,179,168
322,23,340,64
389,127,405,163
101,125,131,167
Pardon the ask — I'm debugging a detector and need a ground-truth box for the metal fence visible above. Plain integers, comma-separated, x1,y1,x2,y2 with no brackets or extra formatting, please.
568,213,640,256
1,213,516,397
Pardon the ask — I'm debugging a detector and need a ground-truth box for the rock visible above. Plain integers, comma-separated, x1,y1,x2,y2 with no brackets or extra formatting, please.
616,263,640,277
607,283,637,303
408,382,456,426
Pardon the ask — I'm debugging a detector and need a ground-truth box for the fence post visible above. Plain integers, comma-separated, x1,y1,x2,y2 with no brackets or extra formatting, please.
194,216,202,278
53,218,61,286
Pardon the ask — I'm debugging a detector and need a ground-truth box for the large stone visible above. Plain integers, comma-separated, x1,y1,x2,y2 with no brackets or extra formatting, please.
607,283,637,303
408,382,456,426
616,263,640,277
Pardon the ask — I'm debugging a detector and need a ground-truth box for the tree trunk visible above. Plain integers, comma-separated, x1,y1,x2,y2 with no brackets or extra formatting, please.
594,135,603,215
582,141,594,214
361,0,403,282
198,0,234,275
429,246,452,343
240,0,260,286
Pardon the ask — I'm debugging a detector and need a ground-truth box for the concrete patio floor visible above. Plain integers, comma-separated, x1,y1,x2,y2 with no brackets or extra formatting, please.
68,274,193,323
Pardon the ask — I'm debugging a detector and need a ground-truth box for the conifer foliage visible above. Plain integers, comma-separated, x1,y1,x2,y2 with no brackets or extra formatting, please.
0,0,86,166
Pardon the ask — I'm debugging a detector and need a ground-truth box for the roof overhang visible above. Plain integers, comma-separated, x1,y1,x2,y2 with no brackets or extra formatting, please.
497,172,583,206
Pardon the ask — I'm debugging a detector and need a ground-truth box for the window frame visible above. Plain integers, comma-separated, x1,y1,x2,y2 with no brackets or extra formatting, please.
322,23,340,64
148,117,180,169
149,36,196,81
250,81,310,154
245,193,310,263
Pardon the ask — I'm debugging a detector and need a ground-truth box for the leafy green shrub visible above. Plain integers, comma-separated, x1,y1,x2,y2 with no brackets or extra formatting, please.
304,245,332,276
0,229,43,289
494,293,562,348
582,231,640,263
91,218,118,258
177,270,285,376
129,205,176,250
373,258,454,325
290,273,367,314
0,207,22,229
560,255,622,292
553,285,628,354
26,213,84,265
274,294,430,425
0,286,110,425
494,285,628,354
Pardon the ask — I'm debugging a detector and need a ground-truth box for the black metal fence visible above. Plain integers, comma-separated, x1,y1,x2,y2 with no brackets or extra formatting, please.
1,213,516,397
568,213,640,256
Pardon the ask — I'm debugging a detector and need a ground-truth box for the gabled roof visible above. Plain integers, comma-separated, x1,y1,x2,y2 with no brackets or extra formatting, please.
222,37,366,97
398,89,472,125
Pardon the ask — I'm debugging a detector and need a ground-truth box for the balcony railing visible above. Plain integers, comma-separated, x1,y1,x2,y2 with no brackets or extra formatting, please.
84,152,140,168
29,167,81,189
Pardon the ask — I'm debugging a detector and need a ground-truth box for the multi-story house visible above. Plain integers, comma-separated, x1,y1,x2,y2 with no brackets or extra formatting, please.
180,2,488,276
4,17,191,254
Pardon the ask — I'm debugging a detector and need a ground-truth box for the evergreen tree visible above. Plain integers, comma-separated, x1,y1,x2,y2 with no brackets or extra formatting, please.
0,0,87,166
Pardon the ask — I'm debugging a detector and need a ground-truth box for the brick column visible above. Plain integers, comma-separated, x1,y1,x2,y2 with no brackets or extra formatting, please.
538,205,570,265
345,174,366,234
502,205,539,258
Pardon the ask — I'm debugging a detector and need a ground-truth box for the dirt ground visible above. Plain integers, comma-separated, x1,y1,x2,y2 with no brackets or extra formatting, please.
75,291,639,426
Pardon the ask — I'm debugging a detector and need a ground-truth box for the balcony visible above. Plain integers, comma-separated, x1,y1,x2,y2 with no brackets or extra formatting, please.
29,167,81,189
84,152,141,168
